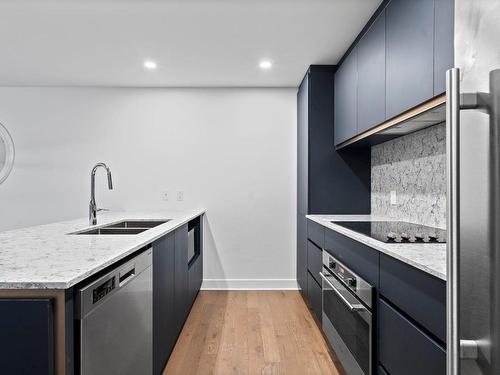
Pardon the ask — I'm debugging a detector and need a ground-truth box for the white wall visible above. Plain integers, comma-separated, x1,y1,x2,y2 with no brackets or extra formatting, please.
0,87,297,289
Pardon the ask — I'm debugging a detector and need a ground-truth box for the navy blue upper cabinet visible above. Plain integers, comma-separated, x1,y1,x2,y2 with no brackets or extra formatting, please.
385,0,434,119
434,0,455,95
357,10,386,134
334,49,357,145
334,0,454,147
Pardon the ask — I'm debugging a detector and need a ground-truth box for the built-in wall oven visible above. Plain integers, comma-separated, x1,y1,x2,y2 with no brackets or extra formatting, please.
320,251,373,375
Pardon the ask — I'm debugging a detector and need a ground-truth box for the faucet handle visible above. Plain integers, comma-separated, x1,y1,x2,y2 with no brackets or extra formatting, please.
97,208,110,212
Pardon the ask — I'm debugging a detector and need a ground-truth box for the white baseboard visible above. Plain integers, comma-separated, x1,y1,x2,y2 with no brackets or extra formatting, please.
201,279,299,290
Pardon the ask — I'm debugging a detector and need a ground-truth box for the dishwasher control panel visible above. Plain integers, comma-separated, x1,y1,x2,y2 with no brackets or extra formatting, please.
92,276,116,304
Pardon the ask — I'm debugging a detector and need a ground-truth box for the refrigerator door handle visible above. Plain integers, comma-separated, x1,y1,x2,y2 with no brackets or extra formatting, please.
446,67,461,375
447,68,499,375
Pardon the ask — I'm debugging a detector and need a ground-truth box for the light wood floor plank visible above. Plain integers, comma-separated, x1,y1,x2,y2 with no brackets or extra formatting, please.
164,291,344,375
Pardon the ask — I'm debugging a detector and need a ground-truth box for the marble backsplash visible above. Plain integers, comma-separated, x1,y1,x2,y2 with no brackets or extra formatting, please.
371,123,446,228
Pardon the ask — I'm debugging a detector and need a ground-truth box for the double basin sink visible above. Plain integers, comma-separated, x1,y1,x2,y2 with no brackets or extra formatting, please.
72,220,170,235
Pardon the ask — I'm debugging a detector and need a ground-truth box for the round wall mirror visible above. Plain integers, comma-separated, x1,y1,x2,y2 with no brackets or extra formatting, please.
0,123,15,184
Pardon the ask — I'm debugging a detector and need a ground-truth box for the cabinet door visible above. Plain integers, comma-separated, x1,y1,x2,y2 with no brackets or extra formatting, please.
357,10,386,133
334,49,357,145
297,73,309,215
153,232,176,375
379,299,445,375
0,299,54,375
175,224,189,332
386,0,434,118
297,214,308,292
380,254,446,342
434,0,454,95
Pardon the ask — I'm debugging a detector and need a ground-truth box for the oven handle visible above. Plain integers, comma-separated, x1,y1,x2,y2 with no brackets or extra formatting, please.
319,272,366,312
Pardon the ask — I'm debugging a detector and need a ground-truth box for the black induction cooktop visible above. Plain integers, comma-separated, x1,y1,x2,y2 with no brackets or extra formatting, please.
331,221,446,244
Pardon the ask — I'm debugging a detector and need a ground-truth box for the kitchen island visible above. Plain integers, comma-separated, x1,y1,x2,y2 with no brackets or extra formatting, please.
0,209,205,375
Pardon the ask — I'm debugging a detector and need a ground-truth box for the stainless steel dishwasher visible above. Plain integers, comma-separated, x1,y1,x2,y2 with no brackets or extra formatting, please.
76,247,152,375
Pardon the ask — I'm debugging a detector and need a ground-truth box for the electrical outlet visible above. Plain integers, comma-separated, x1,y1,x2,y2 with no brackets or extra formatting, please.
177,191,184,201
162,191,169,201
390,190,397,205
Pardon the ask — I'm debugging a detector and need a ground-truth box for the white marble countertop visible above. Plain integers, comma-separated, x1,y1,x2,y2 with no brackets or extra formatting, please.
306,215,447,281
0,209,205,289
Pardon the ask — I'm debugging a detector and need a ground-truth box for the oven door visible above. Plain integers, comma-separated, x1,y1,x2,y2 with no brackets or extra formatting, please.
320,270,372,375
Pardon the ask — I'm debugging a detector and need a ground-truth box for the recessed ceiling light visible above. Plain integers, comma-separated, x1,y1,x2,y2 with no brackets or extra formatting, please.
143,60,158,70
259,59,273,70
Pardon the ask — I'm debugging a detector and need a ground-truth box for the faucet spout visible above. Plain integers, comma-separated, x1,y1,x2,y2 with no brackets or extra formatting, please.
89,163,113,226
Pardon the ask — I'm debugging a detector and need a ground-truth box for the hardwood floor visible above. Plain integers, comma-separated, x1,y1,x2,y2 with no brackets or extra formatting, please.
164,291,344,375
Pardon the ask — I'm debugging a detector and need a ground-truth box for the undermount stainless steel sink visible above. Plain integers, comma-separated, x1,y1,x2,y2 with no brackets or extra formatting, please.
105,220,169,229
71,219,170,235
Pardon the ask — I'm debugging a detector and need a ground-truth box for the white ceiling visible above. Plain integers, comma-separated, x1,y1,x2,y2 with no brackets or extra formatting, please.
0,0,381,87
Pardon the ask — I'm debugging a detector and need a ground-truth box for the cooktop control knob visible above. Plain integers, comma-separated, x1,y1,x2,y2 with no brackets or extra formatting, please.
400,233,411,242
414,234,425,242
428,235,439,243
387,232,397,242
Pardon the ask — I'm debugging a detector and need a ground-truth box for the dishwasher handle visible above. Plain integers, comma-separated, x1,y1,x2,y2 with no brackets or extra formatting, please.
119,263,136,286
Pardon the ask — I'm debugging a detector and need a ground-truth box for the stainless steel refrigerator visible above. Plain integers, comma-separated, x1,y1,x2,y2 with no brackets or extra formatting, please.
446,67,499,375
447,3,500,374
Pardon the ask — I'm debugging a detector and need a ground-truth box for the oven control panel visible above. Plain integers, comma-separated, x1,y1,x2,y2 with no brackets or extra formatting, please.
322,251,373,308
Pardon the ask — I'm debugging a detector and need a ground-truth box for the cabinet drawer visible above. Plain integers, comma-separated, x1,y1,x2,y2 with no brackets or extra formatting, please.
307,240,323,285
307,219,325,248
324,228,379,287
379,299,445,375
307,271,322,322
380,254,446,342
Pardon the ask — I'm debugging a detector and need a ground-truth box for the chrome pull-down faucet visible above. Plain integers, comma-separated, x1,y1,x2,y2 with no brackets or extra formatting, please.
89,163,113,225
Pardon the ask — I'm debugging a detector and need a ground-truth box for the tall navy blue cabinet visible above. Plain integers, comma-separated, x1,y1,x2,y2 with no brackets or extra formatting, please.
297,65,371,300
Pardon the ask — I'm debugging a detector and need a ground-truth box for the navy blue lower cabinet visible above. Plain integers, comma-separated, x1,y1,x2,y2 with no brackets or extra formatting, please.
0,299,54,375
175,224,189,333
153,232,176,375
307,219,325,249
324,228,379,288
379,299,445,375
307,239,323,285
187,217,203,308
188,255,202,309
297,215,308,292
307,271,322,322
379,254,446,342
